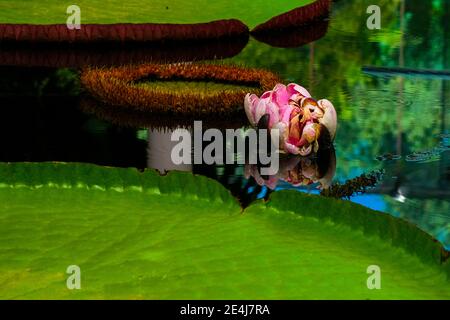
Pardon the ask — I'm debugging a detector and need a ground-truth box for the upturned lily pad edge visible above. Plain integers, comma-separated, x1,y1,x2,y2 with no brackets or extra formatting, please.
264,191,450,277
0,162,241,211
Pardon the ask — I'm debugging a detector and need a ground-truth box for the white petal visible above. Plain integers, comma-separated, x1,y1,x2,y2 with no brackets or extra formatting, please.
244,93,257,126
318,99,337,141
271,122,287,151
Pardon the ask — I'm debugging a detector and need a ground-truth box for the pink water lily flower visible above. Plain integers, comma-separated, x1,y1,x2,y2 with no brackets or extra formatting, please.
244,83,337,155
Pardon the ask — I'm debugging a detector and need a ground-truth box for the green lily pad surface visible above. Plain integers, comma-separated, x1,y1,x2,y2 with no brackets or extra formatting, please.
0,162,449,299
135,80,257,95
0,0,313,29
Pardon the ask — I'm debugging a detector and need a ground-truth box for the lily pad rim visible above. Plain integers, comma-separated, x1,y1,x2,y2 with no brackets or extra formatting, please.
80,62,281,115
0,161,241,208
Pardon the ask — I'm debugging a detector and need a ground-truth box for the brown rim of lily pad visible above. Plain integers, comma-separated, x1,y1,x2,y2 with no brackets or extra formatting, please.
251,0,331,33
0,19,248,43
80,63,281,116
79,96,248,130
251,18,329,48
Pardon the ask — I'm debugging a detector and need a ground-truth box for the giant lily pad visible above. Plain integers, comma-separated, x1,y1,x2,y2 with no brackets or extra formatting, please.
0,0,331,45
0,0,319,29
0,162,449,299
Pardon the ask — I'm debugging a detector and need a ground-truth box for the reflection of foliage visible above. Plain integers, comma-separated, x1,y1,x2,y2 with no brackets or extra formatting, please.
0,67,80,96
54,68,81,95
404,0,450,70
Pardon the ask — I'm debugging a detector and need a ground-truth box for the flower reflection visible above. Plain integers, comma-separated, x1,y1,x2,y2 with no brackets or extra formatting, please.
244,145,336,190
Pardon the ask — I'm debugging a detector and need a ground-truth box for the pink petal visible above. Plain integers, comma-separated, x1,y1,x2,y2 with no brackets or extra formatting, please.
254,97,270,125
280,105,294,125
272,83,291,107
302,165,316,179
265,176,279,190
284,141,300,155
260,90,272,99
244,93,259,126
248,164,265,186
287,83,311,98
244,163,252,179
266,101,280,127
271,121,287,150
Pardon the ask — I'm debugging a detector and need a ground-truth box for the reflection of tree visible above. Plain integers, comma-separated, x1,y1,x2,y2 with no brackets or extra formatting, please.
0,67,80,96
404,0,450,70
229,0,450,180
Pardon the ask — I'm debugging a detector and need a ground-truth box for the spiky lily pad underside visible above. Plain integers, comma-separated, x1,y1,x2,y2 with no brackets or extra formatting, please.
81,63,281,116
0,162,449,299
